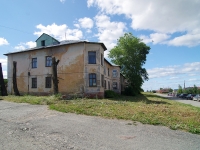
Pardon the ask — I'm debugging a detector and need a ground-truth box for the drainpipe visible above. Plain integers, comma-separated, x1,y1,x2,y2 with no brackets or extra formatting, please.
28,72,30,94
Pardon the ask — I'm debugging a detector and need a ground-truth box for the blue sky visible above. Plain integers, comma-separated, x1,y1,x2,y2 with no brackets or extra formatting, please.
0,0,200,91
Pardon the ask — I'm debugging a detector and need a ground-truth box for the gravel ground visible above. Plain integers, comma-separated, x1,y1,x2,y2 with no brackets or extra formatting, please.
0,100,200,150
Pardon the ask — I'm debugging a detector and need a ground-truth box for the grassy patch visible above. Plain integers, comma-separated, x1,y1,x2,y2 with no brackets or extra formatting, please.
1,93,200,134
0,95,60,105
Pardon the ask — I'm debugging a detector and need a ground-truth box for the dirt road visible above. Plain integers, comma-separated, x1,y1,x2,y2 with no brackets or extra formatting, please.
0,100,200,150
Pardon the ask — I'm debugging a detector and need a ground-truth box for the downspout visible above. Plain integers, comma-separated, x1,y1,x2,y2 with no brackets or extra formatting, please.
28,72,30,94
83,42,86,96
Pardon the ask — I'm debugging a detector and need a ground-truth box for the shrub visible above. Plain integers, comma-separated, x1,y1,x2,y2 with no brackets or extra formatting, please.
105,90,117,98
123,86,136,96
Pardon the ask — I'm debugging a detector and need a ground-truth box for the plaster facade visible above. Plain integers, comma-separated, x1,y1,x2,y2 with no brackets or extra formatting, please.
5,33,125,98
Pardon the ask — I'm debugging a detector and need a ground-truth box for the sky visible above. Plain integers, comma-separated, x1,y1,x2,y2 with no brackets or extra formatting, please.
0,0,200,91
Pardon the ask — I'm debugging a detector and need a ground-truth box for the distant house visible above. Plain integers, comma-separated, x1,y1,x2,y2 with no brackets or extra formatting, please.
158,88,171,94
4,33,126,98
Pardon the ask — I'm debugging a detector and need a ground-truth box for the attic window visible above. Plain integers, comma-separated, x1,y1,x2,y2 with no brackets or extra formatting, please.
41,40,45,46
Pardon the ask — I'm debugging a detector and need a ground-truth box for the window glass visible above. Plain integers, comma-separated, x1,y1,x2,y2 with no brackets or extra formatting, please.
46,56,52,67
112,70,118,77
32,78,37,88
89,73,97,87
88,51,96,64
32,58,37,68
41,40,45,46
113,82,117,89
45,77,51,88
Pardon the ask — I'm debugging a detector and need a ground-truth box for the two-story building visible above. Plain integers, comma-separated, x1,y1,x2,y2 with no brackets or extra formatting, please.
4,33,125,98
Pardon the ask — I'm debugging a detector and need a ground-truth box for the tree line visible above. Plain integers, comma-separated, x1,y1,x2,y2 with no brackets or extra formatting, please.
178,85,200,94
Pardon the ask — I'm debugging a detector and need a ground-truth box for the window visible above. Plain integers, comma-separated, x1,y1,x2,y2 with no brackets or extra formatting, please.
113,82,117,89
101,74,104,87
108,81,110,90
32,78,37,88
101,53,103,66
88,51,96,64
104,80,106,89
45,77,51,88
104,67,106,75
108,68,109,76
46,56,52,67
32,58,37,68
41,40,45,46
89,73,97,87
112,70,118,77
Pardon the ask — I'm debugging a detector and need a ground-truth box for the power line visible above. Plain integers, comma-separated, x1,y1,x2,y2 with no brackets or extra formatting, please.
0,24,32,35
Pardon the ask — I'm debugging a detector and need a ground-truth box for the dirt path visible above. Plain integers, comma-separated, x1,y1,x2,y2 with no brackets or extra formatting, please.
0,100,200,150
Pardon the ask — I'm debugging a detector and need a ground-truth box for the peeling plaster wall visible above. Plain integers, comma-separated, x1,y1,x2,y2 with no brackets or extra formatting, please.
84,43,105,97
111,66,121,93
7,43,85,95
6,42,119,97
55,44,84,95
104,61,121,93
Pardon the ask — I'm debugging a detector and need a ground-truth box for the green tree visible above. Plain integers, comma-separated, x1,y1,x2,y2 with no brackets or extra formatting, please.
193,85,198,94
109,33,150,95
177,85,183,94
169,88,173,92
198,89,200,94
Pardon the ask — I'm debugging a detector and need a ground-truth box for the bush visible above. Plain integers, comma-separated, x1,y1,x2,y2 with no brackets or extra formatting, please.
105,90,117,98
123,86,136,96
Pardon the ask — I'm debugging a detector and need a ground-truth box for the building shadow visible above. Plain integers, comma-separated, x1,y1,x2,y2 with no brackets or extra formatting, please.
107,93,171,105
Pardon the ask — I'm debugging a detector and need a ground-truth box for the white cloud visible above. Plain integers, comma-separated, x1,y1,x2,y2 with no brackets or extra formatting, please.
94,14,126,57
0,37,9,46
147,62,200,79
78,17,94,29
87,0,95,7
14,41,36,51
0,58,7,78
189,73,196,76
60,0,65,3
169,77,178,80
26,41,36,48
168,33,200,47
88,0,200,47
189,78,197,81
140,33,170,44
74,24,80,28
0,58,7,66
14,45,26,51
34,23,83,41
3,71,7,79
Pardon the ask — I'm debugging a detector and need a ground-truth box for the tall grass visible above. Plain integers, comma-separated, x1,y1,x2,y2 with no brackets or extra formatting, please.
1,93,200,134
